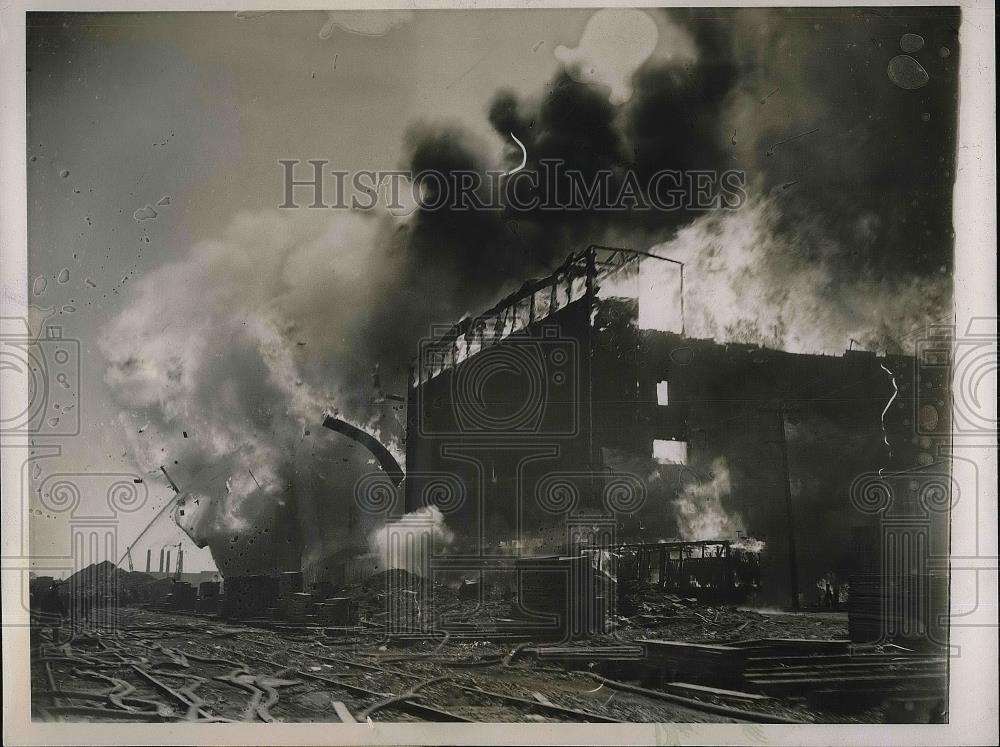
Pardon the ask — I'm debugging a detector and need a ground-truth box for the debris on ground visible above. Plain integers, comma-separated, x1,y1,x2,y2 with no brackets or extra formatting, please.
30,564,945,724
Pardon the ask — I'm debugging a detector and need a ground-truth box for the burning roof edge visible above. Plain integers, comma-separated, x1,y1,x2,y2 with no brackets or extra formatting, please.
432,249,592,344
410,245,940,386
411,246,663,385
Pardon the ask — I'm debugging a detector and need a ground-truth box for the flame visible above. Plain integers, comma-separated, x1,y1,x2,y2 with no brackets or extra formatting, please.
648,194,948,355
732,537,766,554
672,457,745,541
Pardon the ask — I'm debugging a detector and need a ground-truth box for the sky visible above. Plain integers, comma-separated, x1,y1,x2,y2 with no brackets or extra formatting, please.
24,8,960,577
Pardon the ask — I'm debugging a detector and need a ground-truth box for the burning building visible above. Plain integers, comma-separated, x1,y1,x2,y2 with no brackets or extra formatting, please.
402,246,951,612
177,243,951,643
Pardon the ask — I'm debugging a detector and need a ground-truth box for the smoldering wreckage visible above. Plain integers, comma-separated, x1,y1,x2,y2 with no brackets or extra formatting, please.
32,247,951,724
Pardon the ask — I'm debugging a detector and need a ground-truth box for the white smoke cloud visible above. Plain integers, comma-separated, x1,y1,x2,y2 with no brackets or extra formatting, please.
99,208,410,573
367,505,454,577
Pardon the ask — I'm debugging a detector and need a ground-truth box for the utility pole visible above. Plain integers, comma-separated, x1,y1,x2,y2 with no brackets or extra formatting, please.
763,404,801,611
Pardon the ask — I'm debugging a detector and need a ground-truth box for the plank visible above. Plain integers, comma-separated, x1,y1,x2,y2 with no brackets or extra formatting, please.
662,681,771,701
332,701,357,723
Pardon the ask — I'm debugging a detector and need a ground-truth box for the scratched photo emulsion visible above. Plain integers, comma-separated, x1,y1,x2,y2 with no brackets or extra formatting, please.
21,7,961,732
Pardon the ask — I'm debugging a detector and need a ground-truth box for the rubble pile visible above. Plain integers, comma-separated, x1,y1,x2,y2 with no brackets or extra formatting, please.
335,571,848,644
347,570,516,628
614,581,846,642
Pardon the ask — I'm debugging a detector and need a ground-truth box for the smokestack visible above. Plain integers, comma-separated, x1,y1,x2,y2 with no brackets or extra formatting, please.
158,548,165,573
165,550,172,575
177,548,184,577
146,548,151,573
